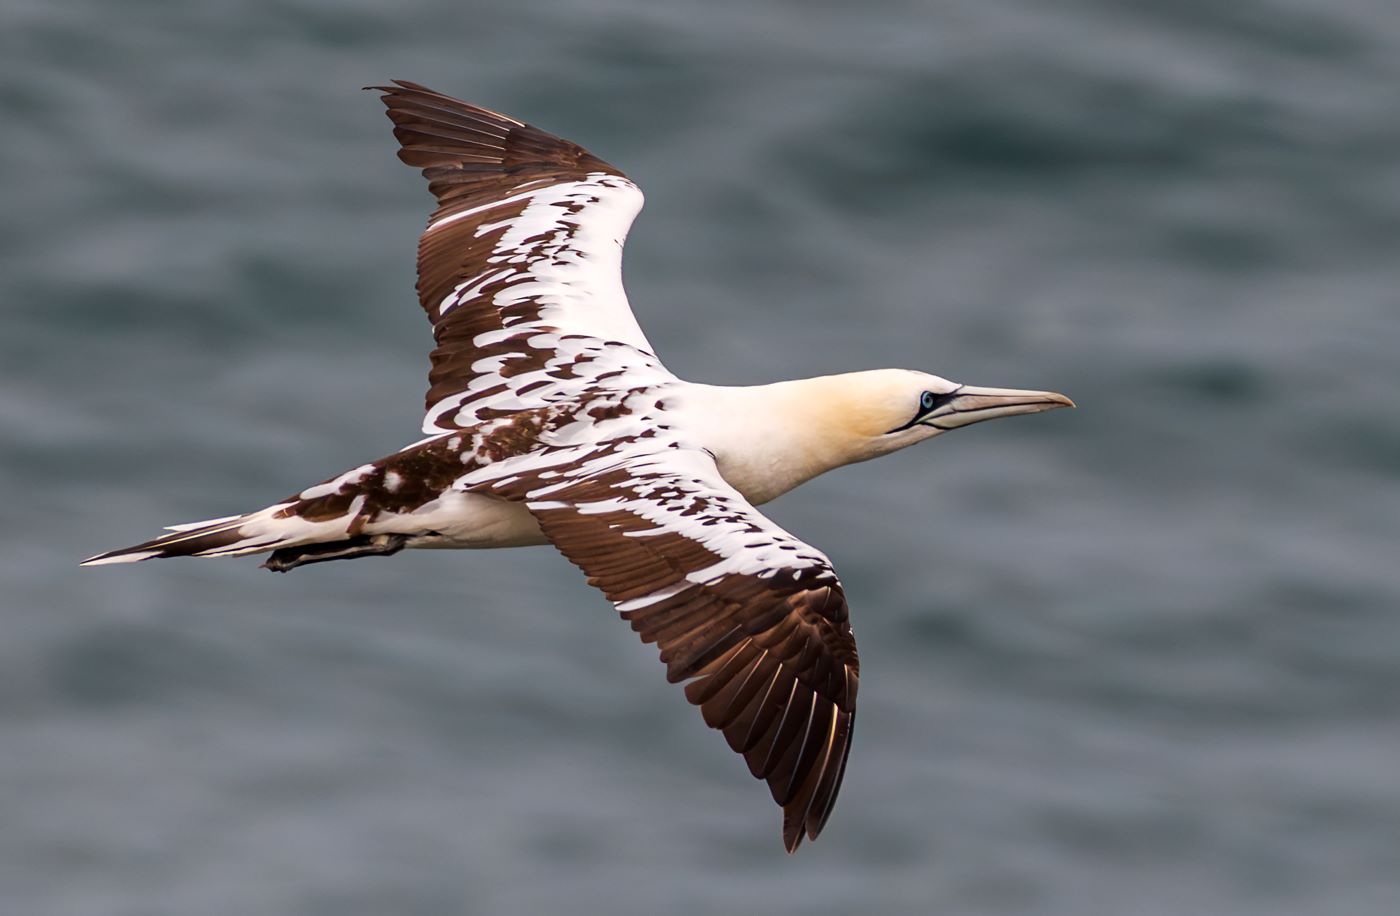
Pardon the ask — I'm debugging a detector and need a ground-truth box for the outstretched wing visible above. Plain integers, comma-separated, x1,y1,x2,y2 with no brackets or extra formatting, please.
477,442,860,852
372,81,660,433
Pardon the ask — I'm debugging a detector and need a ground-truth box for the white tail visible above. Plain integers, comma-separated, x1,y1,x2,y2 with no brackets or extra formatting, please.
80,501,336,566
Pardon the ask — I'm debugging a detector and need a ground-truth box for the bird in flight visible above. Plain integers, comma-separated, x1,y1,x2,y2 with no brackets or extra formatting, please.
84,81,1073,851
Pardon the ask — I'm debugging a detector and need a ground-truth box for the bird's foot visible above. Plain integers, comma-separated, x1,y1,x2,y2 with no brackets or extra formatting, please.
262,534,408,572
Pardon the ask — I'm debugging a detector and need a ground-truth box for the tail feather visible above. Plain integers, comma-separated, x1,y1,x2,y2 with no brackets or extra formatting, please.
83,437,471,570
81,503,306,567
162,514,244,532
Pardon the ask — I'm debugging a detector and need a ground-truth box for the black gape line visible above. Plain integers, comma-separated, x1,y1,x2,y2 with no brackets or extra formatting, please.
884,386,964,434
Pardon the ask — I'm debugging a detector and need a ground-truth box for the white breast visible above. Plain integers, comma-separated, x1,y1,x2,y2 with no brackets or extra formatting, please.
667,382,849,506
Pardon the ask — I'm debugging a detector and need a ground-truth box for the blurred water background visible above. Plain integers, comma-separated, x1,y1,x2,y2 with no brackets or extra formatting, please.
4,1,1399,914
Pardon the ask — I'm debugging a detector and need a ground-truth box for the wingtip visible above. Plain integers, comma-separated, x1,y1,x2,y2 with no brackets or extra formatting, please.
781,812,807,853
365,79,436,96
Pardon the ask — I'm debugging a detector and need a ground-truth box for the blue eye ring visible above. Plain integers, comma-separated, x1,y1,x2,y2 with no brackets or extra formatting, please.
920,391,936,411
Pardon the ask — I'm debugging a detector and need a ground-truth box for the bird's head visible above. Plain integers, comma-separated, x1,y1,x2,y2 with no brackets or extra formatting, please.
826,369,1075,462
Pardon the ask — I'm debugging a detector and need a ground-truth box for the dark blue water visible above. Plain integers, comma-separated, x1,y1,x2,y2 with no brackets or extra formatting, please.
5,2,1399,914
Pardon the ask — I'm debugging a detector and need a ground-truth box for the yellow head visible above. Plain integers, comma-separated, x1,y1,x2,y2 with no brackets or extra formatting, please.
793,368,1075,466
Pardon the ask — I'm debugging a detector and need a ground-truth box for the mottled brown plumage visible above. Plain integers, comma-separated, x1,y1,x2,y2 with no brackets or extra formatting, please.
371,81,644,422
482,456,857,851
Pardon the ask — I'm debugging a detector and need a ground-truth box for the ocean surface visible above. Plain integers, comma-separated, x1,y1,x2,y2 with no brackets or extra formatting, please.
4,1,1399,914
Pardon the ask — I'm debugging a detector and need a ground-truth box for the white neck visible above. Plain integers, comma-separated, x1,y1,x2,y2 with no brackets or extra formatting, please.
675,373,923,505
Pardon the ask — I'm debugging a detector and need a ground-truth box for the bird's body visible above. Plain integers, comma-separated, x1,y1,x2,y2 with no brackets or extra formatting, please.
84,82,1072,850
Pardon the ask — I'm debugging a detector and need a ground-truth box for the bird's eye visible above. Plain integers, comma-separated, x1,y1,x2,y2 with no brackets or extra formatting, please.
920,391,936,411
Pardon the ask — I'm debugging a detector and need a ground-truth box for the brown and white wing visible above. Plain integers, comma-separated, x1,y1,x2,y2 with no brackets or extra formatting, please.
477,443,859,852
372,81,662,433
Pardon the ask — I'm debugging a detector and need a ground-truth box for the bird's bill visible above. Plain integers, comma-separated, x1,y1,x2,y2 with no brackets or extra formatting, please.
928,385,1075,429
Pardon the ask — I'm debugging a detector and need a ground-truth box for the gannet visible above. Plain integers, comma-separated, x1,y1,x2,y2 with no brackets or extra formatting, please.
83,81,1073,851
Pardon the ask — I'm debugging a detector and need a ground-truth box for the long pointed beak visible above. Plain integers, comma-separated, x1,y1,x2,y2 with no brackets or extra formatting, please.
928,384,1075,430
